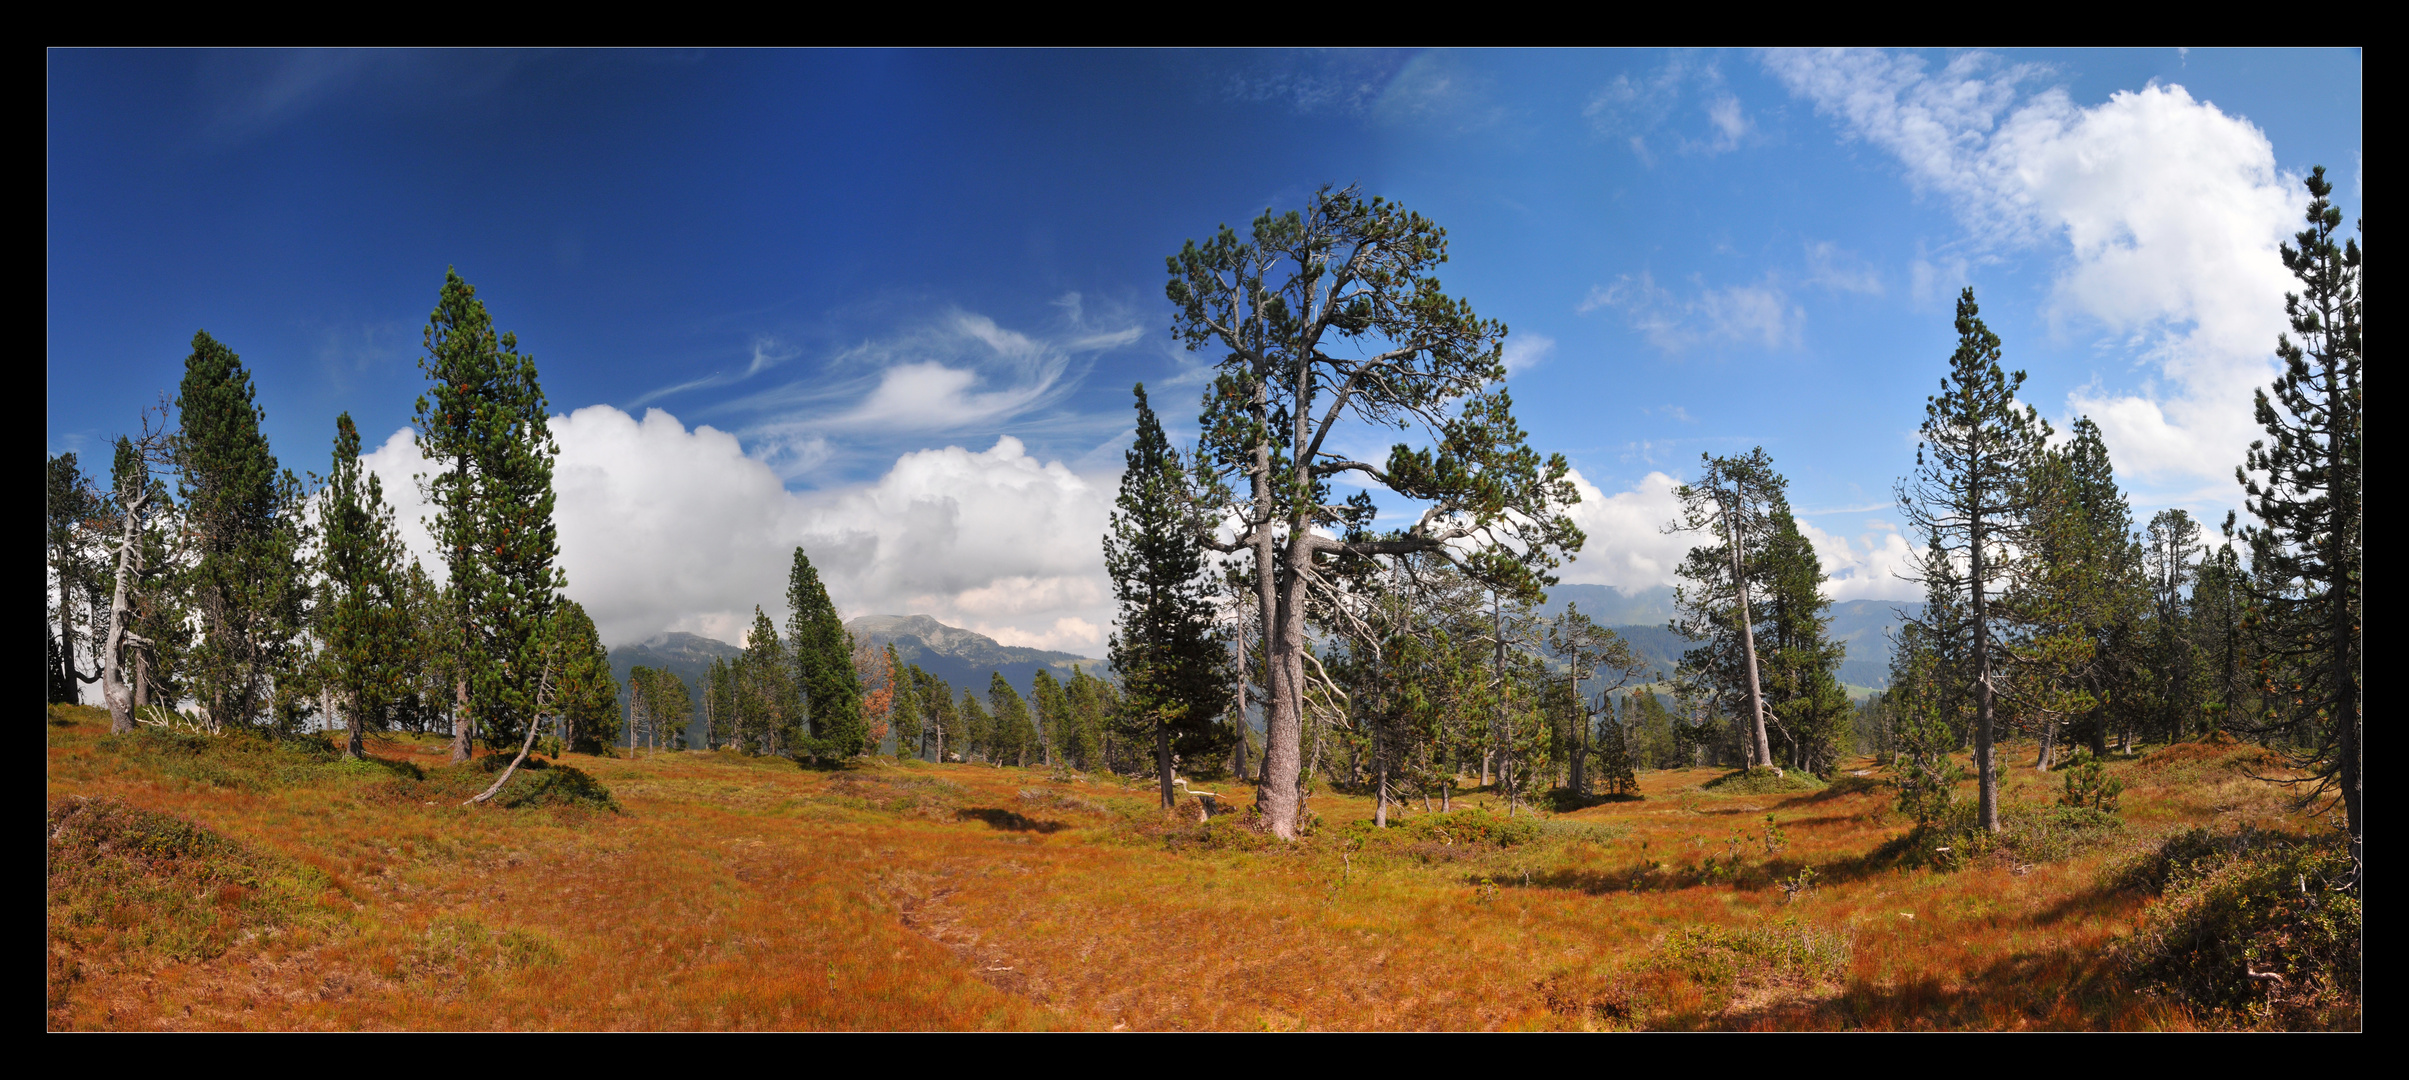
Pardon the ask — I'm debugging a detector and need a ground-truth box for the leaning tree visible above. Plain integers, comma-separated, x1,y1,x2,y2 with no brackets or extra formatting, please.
1165,185,1583,840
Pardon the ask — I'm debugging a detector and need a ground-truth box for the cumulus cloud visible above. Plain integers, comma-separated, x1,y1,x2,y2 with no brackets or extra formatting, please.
1554,470,1695,591
1794,517,1924,602
1544,468,1924,603
359,407,1118,654
1765,49,2305,491
1581,271,1801,353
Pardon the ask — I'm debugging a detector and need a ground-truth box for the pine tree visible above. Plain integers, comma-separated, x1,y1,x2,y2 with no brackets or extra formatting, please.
318,413,410,757
989,674,1033,767
1167,186,1583,839
1672,448,1784,768
412,270,562,763
736,606,796,756
958,686,991,762
551,600,617,754
1545,604,1646,795
2235,165,2361,882
1757,507,1852,776
887,647,921,761
786,547,862,762
1105,384,1236,806
1897,288,2051,834
177,330,310,732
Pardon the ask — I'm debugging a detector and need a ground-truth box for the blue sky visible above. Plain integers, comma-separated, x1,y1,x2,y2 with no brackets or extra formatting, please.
47,49,2362,650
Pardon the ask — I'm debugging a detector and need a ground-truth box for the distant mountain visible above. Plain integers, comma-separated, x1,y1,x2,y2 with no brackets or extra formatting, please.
1828,599,1921,689
1536,586,1920,691
607,632,742,749
845,614,1110,702
1537,583,1677,627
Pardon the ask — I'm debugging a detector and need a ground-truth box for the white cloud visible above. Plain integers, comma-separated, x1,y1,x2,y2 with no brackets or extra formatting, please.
1765,50,2305,491
712,307,1143,479
1554,470,1694,592
1794,517,1924,602
1582,271,1801,353
1501,332,1555,376
360,407,1118,654
1585,53,1751,163
1803,241,1884,295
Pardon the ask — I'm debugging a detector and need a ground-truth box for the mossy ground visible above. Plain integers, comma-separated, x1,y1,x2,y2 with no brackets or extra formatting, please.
44,704,2352,1030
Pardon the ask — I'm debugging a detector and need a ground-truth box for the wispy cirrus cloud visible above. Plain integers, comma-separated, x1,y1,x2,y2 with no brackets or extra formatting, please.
696,298,1146,480
1585,52,1754,165
1581,271,1801,354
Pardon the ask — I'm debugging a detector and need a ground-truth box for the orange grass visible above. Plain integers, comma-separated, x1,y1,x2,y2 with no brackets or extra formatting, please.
45,705,2318,1030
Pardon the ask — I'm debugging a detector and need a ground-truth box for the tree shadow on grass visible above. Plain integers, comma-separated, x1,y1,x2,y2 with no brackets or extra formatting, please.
955,808,1068,834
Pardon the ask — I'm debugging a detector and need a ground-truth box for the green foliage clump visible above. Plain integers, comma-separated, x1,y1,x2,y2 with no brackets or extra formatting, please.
2113,827,2359,1028
98,725,373,793
1389,807,1543,849
2057,750,2125,812
1892,799,2123,871
1701,766,1823,796
1649,918,1854,989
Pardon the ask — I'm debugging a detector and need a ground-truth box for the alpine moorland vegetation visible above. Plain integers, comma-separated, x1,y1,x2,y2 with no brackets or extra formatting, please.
45,703,2354,1030
45,173,2359,1029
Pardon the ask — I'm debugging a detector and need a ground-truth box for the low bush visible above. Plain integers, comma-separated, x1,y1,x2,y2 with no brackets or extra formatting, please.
1649,917,1855,989
1389,807,1542,849
1884,800,2123,871
2112,826,2359,1028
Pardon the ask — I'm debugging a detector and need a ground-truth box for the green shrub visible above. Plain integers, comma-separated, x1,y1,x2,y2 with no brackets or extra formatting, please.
2058,751,2125,812
1650,918,1854,988
1391,807,1542,848
2115,827,2359,1028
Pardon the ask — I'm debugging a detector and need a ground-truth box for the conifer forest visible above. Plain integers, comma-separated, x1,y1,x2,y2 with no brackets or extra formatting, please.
47,50,2359,1031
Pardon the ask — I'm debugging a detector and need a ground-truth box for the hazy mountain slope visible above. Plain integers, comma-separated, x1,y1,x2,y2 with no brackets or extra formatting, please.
845,615,1110,702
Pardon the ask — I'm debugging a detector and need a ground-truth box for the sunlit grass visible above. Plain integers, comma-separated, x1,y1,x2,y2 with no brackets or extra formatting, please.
45,703,2336,1029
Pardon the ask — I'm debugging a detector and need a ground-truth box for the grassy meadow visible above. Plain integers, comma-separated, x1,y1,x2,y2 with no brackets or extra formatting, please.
45,703,2351,1031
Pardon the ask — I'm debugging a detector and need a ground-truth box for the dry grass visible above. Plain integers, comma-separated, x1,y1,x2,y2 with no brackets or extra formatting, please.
44,704,2343,1030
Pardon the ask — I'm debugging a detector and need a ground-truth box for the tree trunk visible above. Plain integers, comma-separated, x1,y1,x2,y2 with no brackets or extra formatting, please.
346,690,365,759
1156,718,1175,810
1971,520,1999,833
2035,717,2055,771
1723,490,1773,768
452,676,472,764
1255,481,1301,837
100,488,147,734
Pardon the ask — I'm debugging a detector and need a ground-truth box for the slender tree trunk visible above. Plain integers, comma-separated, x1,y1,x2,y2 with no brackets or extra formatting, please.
1722,490,1773,769
1373,712,1387,828
346,690,365,759
2035,717,2054,771
1972,519,1999,833
1156,718,1175,810
100,494,145,734
1231,618,1250,781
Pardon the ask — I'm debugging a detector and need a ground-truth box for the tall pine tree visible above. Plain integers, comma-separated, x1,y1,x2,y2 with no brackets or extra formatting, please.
1898,288,2050,834
1106,384,1235,808
318,413,410,757
787,547,863,762
177,330,310,731
2235,165,2361,882
413,270,563,763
